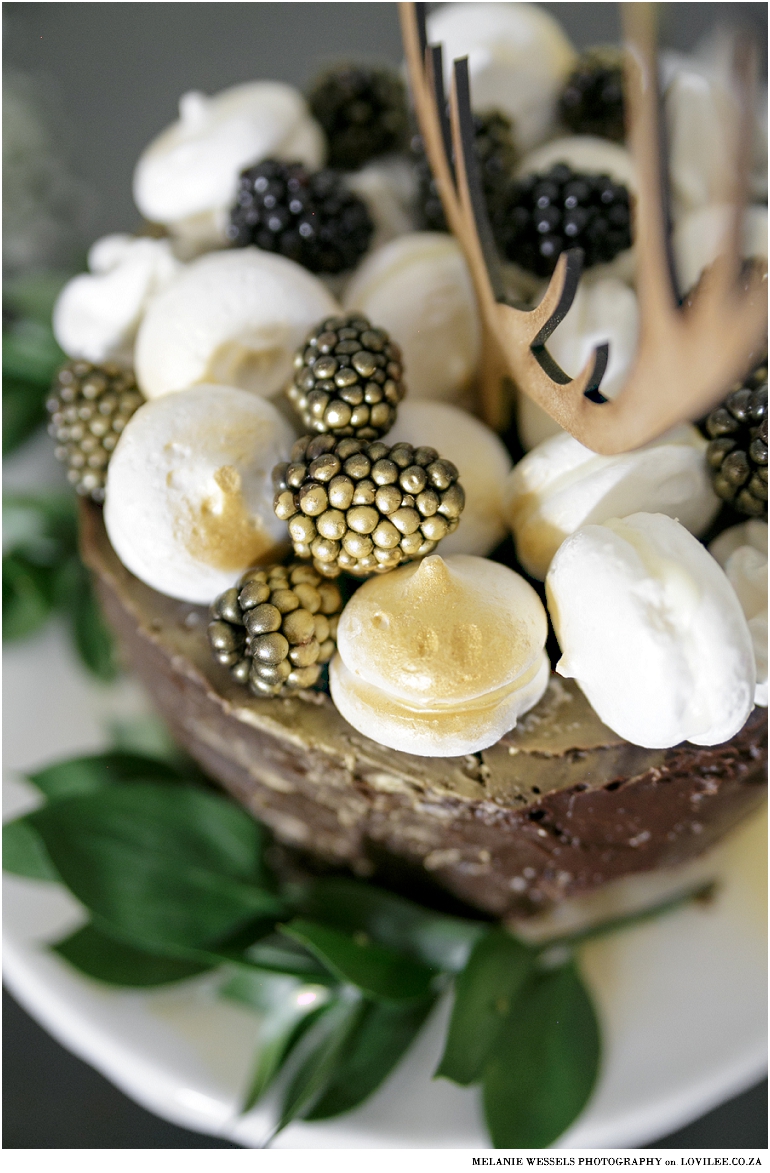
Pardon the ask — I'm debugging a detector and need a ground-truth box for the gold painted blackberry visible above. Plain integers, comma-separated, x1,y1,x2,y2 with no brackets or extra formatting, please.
209,561,343,696
287,314,406,440
47,361,144,502
273,434,465,578
705,364,768,517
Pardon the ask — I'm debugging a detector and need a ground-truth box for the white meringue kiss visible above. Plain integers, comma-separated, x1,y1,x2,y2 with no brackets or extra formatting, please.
388,401,512,557
331,554,549,756
134,248,339,401
710,521,768,707
505,425,720,581
665,67,737,218
546,513,756,749
517,277,639,451
663,42,768,214
52,234,181,364
672,203,768,297
426,3,576,151
345,156,418,252
133,83,325,239
104,384,294,604
344,233,480,403
518,136,636,193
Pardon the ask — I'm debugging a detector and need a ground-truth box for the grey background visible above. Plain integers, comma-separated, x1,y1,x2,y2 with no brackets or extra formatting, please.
3,0,768,1150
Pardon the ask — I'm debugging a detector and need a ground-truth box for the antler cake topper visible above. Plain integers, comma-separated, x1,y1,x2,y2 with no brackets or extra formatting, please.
400,1,768,454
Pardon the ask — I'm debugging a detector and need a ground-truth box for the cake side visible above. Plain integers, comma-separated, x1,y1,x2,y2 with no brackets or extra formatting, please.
81,500,767,918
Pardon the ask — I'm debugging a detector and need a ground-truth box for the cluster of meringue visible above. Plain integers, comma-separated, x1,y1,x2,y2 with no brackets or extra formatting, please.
498,424,764,749
51,3,766,763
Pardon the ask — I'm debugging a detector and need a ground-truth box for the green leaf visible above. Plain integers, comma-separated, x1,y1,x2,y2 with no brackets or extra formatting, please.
53,921,213,987
2,816,59,881
58,557,118,680
107,714,186,764
28,750,183,801
244,933,333,981
2,493,118,676
2,553,55,640
2,376,48,455
436,929,535,1086
298,877,489,972
306,995,435,1120
221,970,334,1111
3,493,77,563
54,555,118,680
3,318,64,385
281,919,436,1003
4,271,72,326
28,784,283,949
277,994,365,1133
482,960,601,1148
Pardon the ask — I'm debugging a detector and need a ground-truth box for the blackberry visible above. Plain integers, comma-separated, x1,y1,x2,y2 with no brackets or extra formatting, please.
273,434,465,578
308,65,408,170
209,561,343,697
413,109,518,233
559,47,626,142
705,364,768,517
227,159,373,274
47,360,144,502
288,313,406,441
493,163,632,278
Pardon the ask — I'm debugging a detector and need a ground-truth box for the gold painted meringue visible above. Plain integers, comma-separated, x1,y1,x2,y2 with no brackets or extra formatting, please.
330,554,549,756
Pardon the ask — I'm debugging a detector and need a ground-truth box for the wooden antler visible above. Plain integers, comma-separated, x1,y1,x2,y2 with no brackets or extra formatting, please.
400,1,767,454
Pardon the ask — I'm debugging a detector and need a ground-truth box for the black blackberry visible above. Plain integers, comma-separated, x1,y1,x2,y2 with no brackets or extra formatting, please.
492,163,632,278
705,365,768,517
308,65,408,170
227,159,373,274
559,47,625,142
413,109,518,233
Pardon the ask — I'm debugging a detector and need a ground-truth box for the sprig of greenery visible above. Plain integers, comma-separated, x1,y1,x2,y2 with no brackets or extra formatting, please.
3,271,69,456
3,492,117,679
3,746,708,1147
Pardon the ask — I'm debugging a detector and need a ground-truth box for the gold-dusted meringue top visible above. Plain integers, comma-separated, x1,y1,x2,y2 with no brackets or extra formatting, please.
336,554,547,706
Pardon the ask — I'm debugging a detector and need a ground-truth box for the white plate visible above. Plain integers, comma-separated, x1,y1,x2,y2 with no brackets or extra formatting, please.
3,620,767,1148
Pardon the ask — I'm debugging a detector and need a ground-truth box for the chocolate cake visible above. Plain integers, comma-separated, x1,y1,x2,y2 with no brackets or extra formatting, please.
81,499,767,927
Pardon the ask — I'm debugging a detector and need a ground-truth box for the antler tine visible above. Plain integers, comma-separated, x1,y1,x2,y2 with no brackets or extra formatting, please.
449,57,505,303
414,0,427,61
622,3,677,320
448,53,609,425
429,44,455,184
400,4,460,239
401,1,766,453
